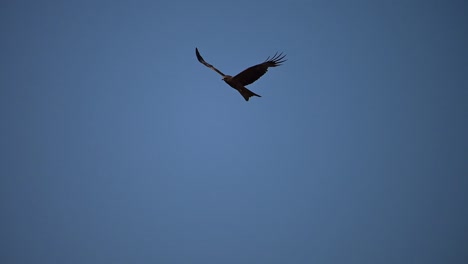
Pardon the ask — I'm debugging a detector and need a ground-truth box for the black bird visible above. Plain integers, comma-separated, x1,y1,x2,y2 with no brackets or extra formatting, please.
195,48,286,101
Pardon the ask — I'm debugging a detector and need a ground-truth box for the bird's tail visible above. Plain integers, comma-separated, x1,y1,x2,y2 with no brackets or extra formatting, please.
239,87,261,101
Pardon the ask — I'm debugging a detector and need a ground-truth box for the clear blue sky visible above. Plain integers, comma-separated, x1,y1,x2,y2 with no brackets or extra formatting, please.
1,0,467,263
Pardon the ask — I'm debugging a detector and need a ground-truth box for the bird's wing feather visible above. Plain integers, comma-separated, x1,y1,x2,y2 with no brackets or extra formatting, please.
232,52,286,86
195,48,226,77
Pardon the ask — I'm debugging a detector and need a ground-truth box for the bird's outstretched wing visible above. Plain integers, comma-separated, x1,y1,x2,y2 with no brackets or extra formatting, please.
195,48,226,77
232,52,286,86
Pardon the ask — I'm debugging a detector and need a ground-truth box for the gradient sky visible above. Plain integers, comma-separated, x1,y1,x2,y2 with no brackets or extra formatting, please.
1,0,467,263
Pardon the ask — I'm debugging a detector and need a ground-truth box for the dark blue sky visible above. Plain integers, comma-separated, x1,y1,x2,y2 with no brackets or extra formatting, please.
1,0,467,263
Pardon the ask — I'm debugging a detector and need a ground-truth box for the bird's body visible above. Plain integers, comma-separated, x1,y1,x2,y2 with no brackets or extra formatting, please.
222,75,261,101
195,48,286,101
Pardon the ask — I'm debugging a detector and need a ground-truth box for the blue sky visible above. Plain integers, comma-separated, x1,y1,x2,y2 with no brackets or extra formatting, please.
1,0,467,263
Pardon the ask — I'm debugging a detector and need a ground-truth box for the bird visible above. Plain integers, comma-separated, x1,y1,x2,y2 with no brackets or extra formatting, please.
195,48,286,101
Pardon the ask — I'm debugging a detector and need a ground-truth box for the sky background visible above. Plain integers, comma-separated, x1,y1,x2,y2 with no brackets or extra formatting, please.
1,0,467,263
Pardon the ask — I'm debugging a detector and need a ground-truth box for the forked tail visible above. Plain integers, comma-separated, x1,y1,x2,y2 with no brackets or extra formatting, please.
238,87,261,101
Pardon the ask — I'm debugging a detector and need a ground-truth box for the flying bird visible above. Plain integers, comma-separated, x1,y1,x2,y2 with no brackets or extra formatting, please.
195,48,286,101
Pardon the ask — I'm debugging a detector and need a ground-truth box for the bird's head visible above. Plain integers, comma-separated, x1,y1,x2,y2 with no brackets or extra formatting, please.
222,75,232,81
